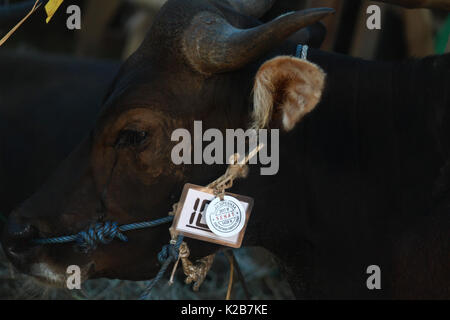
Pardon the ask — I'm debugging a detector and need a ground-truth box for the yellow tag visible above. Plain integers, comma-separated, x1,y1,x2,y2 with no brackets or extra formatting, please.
45,0,64,23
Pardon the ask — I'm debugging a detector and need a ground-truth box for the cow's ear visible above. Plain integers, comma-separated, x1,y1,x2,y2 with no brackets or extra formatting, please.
252,56,325,131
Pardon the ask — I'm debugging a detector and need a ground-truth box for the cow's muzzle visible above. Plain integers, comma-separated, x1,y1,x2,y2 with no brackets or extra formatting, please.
2,214,40,273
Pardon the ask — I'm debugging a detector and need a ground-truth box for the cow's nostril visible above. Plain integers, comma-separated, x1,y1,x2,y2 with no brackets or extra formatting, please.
6,220,38,240
8,221,32,238
2,217,40,271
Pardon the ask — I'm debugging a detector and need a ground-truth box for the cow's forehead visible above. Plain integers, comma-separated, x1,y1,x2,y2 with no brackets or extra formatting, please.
93,80,198,137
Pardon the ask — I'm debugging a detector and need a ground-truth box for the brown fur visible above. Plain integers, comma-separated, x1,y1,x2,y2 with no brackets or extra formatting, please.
252,56,326,131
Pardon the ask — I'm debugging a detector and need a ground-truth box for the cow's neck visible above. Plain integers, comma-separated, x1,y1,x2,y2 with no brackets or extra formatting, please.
185,49,449,297
175,45,449,298
227,50,449,296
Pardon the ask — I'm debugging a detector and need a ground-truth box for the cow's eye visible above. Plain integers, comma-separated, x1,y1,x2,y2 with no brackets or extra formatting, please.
115,130,149,148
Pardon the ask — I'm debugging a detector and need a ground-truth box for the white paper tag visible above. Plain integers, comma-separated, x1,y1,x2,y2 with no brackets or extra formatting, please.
205,196,246,237
172,184,253,248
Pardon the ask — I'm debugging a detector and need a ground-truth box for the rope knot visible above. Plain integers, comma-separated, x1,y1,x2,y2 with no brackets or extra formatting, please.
226,162,249,180
140,235,184,300
157,237,183,263
227,153,249,178
76,221,128,252
178,242,190,258
210,153,250,200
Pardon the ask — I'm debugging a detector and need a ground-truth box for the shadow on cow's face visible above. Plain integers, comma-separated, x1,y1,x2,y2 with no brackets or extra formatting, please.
1,69,246,285
1,99,197,285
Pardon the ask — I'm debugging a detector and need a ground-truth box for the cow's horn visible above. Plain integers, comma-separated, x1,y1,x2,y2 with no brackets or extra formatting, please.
182,8,334,75
224,0,276,18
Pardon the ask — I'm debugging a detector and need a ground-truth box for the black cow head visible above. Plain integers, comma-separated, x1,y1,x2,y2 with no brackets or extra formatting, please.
2,0,330,286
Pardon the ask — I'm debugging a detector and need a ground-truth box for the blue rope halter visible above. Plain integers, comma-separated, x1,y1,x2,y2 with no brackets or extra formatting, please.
139,234,184,300
33,215,182,299
33,216,175,251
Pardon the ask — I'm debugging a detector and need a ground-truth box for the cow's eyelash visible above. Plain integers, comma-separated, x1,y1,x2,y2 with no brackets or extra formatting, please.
115,129,149,148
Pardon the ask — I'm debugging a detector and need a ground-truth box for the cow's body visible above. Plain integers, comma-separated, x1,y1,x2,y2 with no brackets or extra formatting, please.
235,49,450,298
166,47,450,298
1,0,449,299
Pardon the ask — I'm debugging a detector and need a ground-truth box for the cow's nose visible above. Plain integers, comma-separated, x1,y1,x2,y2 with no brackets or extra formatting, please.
2,216,39,270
